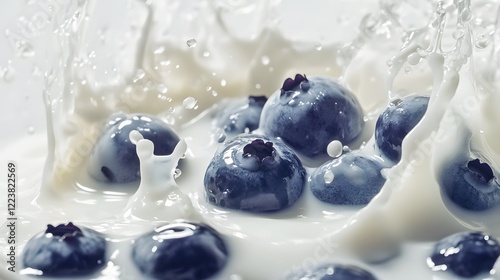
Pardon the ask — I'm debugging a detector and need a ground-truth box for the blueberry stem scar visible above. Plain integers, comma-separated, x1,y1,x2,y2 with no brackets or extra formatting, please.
45,222,83,240
467,159,494,183
281,74,308,94
243,139,274,163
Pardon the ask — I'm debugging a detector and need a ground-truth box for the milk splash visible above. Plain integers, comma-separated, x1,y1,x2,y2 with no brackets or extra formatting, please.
4,0,500,279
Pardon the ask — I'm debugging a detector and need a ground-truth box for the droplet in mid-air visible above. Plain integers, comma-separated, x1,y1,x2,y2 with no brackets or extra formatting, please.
183,97,197,109
186,38,197,48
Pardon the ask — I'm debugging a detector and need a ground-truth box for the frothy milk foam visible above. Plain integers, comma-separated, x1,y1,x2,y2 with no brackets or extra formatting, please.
2,0,500,279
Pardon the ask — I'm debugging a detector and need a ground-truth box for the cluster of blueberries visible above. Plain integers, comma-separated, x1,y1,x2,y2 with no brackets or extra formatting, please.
22,221,500,279
205,74,430,211
22,221,229,279
23,74,500,279
85,73,498,212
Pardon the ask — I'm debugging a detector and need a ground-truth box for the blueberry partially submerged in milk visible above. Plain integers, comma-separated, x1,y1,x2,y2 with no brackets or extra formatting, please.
204,134,306,212
131,221,228,280
22,222,106,276
375,95,430,163
259,74,365,158
438,155,500,211
428,231,500,277
88,113,180,183
215,95,267,135
310,153,386,205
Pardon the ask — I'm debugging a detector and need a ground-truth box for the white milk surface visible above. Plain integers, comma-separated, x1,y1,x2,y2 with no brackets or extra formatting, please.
2,0,500,279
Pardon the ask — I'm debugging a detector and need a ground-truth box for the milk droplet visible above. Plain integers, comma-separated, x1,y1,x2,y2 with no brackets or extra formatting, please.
27,126,35,134
407,53,421,65
174,168,182,178
261,55,270,65
220,79,227,87
404,66,412,74
475,34,489,49
324,170,334,184
315,43,323,51
186,38,197,48
203,51,210,57
2,66,16,83
156,84,168,94
327,140,343,158
132,69,146,83
183,97,197,109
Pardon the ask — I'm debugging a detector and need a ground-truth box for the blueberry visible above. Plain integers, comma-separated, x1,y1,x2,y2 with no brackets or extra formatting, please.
375,95,429,162
287,263,378,280
88,113,180,183
216,95,267,135
438,155,500,211
204,134,306,212
131,221,228,280
259,74,364,158
310,153,386,205
22,222,106,276
428,231,500,277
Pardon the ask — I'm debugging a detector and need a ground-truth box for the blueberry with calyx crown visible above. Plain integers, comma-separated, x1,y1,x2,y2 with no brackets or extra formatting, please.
286,263,378,280
310,153,386,205
375,95,430,163
22,222,106,276
260,74,365,158
204,134,306,212
88,113,180,183
216,95,268,135
131,220,228,280
438,156,500,211
428,231,500,277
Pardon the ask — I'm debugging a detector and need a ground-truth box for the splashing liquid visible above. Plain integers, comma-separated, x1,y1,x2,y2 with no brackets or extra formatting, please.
5,0,500,279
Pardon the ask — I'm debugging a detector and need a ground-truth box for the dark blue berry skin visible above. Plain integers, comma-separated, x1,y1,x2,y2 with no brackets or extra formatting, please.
438,154,500,211
287,264,378,280
131,221,228,280
22,223,106,276
375,95,429,163
310,153,386,205
428,231,500,277
216,95,267,135
88,113,180,183
259,74,364,158
204,134,306,212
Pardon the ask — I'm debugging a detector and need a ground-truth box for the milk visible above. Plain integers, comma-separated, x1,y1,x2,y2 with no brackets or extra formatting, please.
2,0,500,279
